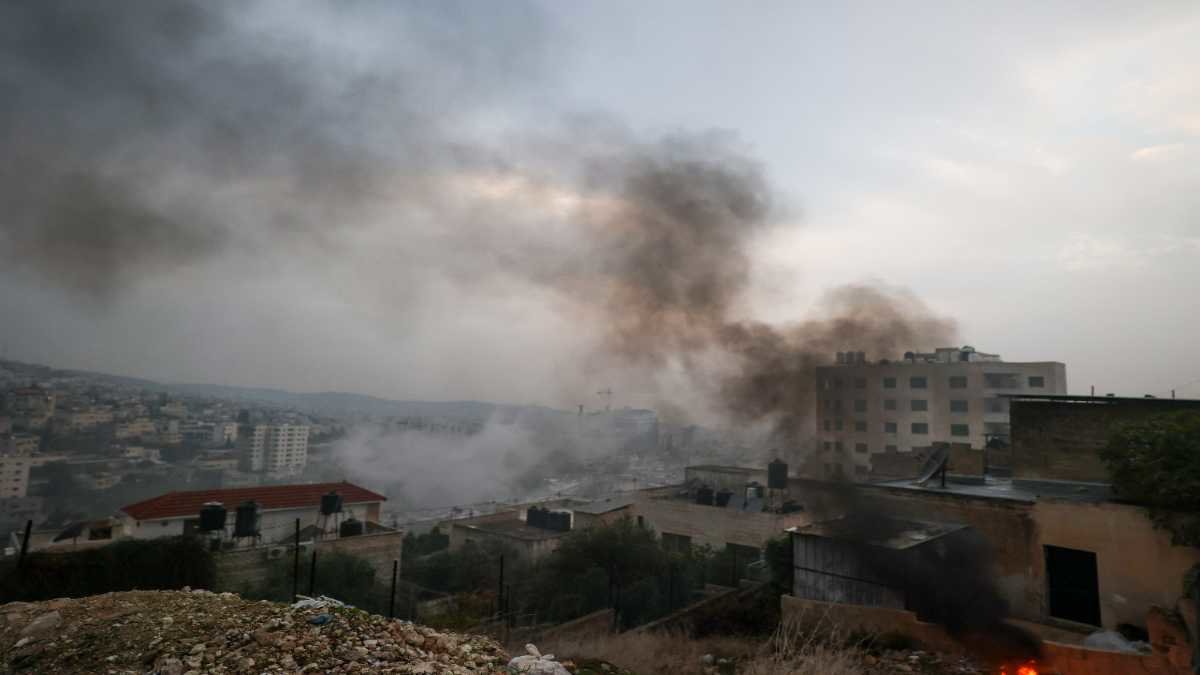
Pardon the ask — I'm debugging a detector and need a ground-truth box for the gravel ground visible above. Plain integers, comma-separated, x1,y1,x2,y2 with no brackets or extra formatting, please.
0,589,510,674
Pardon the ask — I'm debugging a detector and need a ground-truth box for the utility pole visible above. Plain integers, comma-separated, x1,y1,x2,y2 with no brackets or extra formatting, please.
292,519,301,602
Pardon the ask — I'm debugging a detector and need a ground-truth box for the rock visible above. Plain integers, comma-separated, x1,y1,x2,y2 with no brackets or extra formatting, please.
14,636,33,648
157,657,184,675
702,653,715,665
19,610,62,637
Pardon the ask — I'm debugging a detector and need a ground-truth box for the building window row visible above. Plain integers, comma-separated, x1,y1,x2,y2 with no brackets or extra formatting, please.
824,374,1046,390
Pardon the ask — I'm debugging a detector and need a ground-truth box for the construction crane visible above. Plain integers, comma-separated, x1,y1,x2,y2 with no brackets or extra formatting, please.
596,388,613,412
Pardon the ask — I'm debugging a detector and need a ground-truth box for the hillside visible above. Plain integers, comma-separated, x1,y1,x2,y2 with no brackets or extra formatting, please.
0,590,509,673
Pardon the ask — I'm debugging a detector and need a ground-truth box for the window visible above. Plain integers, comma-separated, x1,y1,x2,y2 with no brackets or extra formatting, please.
833,399,843,412
835,419,843,431
854,377,866,389
985,398,1009,414
950,399,968,413
885,444,898,452
823,420,831,431
854,465,869,476
662,532,693,554
854,421,867,432
854,399,867,412
855,443,868,454
911,423,929,434
883,377,896,389
823,399,831,410
884,398,897,411
1028,376,1045,388
884,422,897,433
911,399,928,412
984,372,1020,389
823,441,831,451
910,376,927,389
1045,546,1101,626
834,441,844,452
949,375,967,389
951,424,969,437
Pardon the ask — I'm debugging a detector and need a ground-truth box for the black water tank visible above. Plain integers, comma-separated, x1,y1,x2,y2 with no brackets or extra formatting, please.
768,459,788,490
527,506,545,528
320,491,343,516
199,502,227,532
695,486,714,506
233,501,259,538
340,517,364,537
551,511,571,531
714,489,733,507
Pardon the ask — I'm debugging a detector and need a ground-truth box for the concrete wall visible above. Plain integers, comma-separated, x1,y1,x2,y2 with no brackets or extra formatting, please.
780,596,1189,675
121,502,379,543
632,495,811,551
1032,499,1200,628
1011,397,1200,482
214,530,403,594
788,479,1200,630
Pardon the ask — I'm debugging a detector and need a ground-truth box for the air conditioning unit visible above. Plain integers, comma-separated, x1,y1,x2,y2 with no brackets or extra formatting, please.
267,546,287,560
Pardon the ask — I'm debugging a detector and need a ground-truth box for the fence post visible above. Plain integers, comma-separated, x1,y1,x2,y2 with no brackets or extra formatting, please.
497,554,504,618
308,547,317,597
389,559,398,619
17,520,32,572
292,519,300,602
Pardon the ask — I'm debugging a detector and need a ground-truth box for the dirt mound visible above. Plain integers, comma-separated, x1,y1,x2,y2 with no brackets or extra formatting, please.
0,589,510,673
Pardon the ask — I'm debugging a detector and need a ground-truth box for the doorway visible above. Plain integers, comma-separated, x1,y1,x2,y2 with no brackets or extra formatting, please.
1044,545,1101,626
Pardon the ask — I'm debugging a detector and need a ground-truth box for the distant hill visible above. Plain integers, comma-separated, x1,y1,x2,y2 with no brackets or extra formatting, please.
0,358,528,421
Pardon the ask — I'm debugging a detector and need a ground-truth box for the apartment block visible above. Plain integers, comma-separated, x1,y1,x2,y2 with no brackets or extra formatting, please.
814,346,1066,478
0,454,32,498
239,424,309,475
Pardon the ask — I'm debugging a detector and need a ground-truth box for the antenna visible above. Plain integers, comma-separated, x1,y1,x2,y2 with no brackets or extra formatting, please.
596,388,613,412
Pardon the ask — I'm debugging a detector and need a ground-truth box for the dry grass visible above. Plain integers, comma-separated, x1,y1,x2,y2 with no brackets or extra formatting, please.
543,610,869,675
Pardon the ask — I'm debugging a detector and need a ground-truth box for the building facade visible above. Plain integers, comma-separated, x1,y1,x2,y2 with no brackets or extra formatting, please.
239,424,309,475
814,346,1066,478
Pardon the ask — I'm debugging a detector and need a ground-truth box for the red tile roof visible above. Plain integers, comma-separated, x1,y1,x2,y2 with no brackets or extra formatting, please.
120,481,386,521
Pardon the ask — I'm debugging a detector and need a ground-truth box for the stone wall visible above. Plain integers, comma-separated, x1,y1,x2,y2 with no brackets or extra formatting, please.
1010,397,1200,482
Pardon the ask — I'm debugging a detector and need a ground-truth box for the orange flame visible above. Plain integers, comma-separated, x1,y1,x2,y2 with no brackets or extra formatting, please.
1000,662,1039,675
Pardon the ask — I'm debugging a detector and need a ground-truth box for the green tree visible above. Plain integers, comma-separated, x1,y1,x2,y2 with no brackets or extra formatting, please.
764,534,793,593
1101,410,1200,546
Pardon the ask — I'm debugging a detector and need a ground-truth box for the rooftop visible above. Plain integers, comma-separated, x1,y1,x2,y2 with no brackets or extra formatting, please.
865,475,1113,503
1005,393,1200,406
790,516,967,550
454,517,571,541
572,495,637,515
121,481,386,521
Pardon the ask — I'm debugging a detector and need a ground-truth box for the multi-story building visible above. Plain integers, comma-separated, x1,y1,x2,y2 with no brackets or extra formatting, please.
0,454,32,498
52,405,114,431
239,424,309,475
263,424,309,475
114,417,158,440
4,433,40,455
814,346,1066,478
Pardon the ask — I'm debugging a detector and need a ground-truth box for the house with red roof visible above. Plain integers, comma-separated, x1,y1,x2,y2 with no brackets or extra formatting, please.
118,481,387,544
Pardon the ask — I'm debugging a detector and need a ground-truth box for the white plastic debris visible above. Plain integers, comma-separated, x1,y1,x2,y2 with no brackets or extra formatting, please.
506,643,571,675
1082,630,1150,653
290,595,348,610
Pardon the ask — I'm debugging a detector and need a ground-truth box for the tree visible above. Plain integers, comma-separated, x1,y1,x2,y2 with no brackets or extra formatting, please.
1101,410,1200,546
546,517,666,624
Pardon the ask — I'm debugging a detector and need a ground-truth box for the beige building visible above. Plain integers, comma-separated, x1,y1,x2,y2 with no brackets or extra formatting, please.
814,346,1066,478
0,454,31,498
239,424,309,475
115,417,157,440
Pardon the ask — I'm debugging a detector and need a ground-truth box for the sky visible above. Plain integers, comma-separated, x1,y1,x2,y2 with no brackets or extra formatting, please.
1,0,1198,409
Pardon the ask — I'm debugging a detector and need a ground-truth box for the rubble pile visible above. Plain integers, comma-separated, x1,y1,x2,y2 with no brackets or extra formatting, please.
0,589,510,673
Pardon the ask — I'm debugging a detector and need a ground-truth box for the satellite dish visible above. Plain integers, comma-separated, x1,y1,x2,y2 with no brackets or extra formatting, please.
914,446,949,485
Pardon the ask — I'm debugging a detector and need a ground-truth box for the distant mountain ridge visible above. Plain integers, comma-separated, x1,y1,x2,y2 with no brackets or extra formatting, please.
0,358,531,421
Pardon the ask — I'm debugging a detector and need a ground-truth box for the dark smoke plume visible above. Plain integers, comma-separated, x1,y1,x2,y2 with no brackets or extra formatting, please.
567,137,956,443
0,0,543,299
1,0,955,446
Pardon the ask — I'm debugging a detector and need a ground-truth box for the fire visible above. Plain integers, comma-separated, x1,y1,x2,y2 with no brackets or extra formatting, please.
999,662,1039,675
